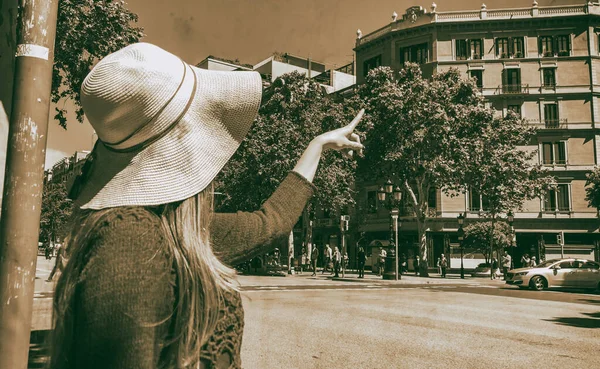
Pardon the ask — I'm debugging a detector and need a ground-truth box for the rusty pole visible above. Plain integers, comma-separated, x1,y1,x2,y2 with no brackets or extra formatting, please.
0,1,59,368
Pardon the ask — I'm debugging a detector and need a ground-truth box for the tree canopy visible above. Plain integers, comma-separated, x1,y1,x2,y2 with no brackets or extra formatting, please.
358,64,552,275
463,221,512,263
52,0,143,128
39,181,73,243
215,71,361,214
585,166,600,213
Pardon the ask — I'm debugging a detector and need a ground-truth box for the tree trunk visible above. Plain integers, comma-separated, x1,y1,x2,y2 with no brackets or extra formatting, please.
416,217,429,277
489,217,495,280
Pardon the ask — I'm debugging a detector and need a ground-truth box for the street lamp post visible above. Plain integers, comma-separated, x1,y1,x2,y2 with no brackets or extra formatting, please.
507,211,515,269
378,180,402,280
457,213,465,279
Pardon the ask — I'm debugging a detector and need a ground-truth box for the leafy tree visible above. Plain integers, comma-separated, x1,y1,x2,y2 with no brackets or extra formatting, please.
40,181,73,243
466,110,554,271
215,72,361,243
358,64,552,276
463,221,512,263
585,166,600,215
52,0,144,128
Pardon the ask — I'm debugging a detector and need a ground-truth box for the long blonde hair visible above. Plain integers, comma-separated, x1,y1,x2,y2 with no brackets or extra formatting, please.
49,185,237,368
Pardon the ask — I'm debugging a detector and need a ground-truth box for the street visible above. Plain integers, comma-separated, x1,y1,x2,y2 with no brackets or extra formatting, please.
30,256,600,369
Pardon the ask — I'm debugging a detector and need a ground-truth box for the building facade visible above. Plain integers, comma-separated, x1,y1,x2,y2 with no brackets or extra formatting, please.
311,2,600,270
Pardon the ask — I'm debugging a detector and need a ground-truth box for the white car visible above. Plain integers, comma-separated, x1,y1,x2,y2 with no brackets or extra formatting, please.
505,258,600,291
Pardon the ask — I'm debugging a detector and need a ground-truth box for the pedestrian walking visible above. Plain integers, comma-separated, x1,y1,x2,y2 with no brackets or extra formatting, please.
415,255,421,275
299,246,307,274
357,247,366,278
378,247,387,276
322,244,333,274
501,251,512,280
529,256,537,267
47,42,364,369
333,246,342,277
440,254,448,278
436,257,442,275
311,245,319,276
401,253,407,274
520,253,530,268
491,257,499,279
45,241,53,260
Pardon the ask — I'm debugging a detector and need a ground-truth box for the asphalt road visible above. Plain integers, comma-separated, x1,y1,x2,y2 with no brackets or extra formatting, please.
29,258,600,369
240,283,600,369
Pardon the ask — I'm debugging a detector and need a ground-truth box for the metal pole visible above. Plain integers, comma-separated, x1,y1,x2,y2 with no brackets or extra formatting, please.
460,244,464,279
0,2,59,368
394,213,399,281
341,230,346,278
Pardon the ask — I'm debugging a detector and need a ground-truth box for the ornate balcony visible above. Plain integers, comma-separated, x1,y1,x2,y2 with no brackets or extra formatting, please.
497,84,529,95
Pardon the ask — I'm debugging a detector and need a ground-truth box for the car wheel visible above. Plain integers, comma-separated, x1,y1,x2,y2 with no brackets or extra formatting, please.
529,276,547,291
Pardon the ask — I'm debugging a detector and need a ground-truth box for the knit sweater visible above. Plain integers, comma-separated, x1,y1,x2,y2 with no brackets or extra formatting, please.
66,171,315,369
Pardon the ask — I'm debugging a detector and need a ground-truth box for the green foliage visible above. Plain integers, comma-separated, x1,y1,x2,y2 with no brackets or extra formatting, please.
463,221,512,261
52,0,144,128
358,64,552,270
585,166,600,213
215,72,360,213
463,110,554,217
40,181,73,242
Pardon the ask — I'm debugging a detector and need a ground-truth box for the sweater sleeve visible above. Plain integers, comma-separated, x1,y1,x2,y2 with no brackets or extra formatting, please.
75,209,174,369
211,171,316,266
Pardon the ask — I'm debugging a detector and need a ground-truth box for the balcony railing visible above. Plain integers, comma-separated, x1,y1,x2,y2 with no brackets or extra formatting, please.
356,3,596,47
497,84,529,94
528,119,568,129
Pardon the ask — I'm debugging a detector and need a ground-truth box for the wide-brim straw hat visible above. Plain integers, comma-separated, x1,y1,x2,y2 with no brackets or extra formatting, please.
73,42,262,209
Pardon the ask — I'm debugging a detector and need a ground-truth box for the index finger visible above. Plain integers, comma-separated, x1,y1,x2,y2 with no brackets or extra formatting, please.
345,109,365,132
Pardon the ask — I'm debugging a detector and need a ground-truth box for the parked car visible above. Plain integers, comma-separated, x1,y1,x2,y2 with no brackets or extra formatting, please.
505,258,600,291
471,263,501,278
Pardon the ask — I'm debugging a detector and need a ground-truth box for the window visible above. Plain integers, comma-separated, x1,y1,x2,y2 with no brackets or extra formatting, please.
471,39,483,59
456,39,468,60
544,184,570,212
511,37,524,58
544,103,559,128
542,68,556,88
582,261,600,269
367,191,378,213
496,38,509,58
542,141,566,165
539,35,571,57
427,187,437,209
456,39,483,60
508,104,521,117
496,37,525,58
363,55,382,77
540,36,554,56
470,70,483,89
556,35,571,56
502,69,521,93
469,189,490,212
400,43,429,65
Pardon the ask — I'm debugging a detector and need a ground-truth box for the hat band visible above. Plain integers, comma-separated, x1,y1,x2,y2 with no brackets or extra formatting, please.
104,63,198,154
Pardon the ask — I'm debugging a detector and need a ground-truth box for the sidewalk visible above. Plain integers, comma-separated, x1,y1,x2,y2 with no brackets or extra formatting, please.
255,269,507,286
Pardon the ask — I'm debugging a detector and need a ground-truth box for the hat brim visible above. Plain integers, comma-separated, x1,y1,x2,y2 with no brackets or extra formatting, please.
75,66,263,210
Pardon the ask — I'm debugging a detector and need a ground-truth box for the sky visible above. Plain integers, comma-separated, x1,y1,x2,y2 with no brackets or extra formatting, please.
20,0,578,171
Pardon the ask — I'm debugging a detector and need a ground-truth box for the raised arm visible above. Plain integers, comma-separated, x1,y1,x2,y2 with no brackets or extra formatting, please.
211,110,364,266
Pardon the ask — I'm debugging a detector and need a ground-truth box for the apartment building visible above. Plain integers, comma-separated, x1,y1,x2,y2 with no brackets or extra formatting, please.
311,3,600,269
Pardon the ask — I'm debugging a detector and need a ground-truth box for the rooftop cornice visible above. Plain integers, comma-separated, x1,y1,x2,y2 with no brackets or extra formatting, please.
356,2,600,48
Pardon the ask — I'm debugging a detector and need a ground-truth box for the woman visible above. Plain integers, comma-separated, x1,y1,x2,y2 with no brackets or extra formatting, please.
49,43,363,369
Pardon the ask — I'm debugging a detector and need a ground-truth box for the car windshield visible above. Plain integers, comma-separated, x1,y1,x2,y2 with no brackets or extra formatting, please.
535,259,560,268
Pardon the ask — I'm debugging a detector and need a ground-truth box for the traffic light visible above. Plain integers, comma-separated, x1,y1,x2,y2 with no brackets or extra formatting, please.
340,215,350,231
556,232,563,245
